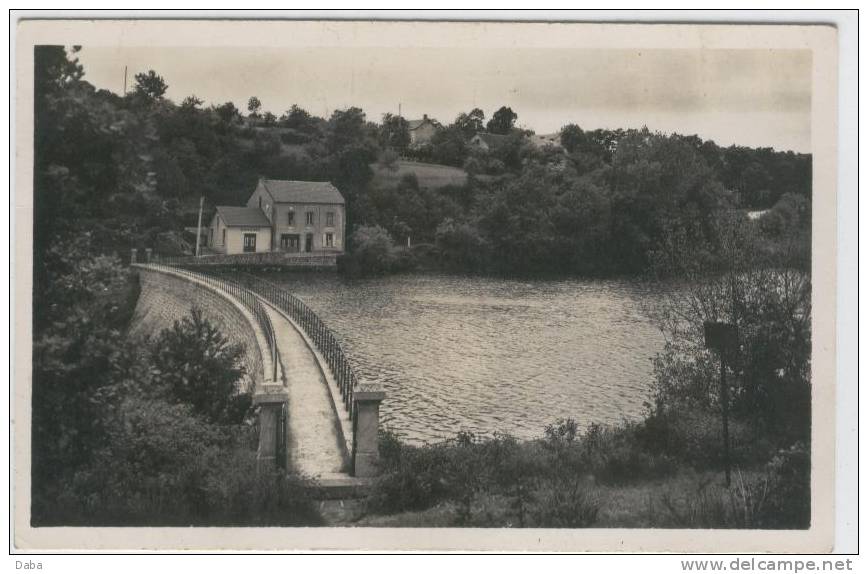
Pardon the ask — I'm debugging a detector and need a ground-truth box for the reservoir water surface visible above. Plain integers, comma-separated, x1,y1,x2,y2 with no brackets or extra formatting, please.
254,272,666,444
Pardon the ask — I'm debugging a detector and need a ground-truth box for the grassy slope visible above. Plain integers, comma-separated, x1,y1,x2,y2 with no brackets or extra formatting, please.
328,468,763,528
370,160,468,189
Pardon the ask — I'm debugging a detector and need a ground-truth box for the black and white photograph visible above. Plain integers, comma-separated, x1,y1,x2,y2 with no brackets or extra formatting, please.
11,15,847,554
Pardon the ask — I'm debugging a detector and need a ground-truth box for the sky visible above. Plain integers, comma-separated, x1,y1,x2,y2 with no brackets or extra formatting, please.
77,45,812,152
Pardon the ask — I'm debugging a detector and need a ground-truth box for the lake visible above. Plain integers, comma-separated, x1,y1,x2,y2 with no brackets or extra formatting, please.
253,272,666,444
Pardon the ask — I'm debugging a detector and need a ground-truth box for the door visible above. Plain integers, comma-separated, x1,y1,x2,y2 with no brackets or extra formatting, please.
280,234,300,252
243,233,257,253
305,233,313,253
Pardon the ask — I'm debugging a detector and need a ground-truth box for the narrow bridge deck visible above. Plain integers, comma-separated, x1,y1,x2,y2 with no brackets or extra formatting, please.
264,304,349,479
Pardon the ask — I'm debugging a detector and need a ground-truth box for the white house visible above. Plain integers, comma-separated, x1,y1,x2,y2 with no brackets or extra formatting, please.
208,178,346,255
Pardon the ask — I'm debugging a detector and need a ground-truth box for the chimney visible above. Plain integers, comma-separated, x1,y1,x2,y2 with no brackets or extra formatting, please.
423,114,428,121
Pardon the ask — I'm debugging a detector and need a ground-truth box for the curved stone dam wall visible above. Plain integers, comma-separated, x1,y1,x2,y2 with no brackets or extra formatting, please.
129,266,264,391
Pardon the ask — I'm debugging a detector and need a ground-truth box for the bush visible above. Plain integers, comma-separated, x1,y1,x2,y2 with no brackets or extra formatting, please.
42,396,321,526
580,421,677,485
368,427,599,527
149,307,252,425
758,442,810,528
647,442,809,529
342,225,398,276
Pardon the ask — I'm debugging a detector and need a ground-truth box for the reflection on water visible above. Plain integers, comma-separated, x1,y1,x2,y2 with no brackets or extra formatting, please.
255,272,665,444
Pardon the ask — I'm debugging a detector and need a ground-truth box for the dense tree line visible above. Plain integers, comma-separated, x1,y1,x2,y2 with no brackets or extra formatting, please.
34,47,810,278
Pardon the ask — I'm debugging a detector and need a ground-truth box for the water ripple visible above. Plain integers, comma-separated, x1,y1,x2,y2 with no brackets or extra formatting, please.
258,272,666,444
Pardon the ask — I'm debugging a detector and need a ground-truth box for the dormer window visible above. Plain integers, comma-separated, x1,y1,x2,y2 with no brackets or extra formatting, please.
306,211,315,225
326,212,335,227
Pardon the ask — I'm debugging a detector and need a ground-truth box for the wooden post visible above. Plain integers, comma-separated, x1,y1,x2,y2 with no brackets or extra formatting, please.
720,356,731,487
195,196,204,257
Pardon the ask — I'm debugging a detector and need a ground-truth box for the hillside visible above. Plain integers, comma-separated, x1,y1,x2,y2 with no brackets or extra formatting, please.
370,160,468,190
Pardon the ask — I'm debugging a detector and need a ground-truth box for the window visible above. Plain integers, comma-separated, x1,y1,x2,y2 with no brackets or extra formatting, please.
209,228,213,246
280,234,300,252
287,211,295,226
326,212,335,227
258,197,262,209
325,233,334,248
222,229,226,245
243,233,257,253
306,211,315,225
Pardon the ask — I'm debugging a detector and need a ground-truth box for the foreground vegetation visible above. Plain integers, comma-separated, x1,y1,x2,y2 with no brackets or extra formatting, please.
352,425,808,529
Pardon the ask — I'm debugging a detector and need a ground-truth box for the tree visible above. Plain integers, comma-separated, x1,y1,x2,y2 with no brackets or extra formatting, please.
281,104,315,132
34,45,83,97
180,95,203,109
454,108,485,138
215,101,242,125
327,107,368,152
149,307,251,425
379,113,411,152
560,124,588,154
429,125,468,167
647,214,812,451
262,111,277,126
486,106,518,135
347,225,397,275
247,96,262,119
133,70,168,101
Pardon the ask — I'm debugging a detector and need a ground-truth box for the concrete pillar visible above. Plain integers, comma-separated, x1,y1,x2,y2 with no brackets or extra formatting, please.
352,385,386,477
144,248,152,263
254,384,290,471
130,248,137,264
256,403,284,469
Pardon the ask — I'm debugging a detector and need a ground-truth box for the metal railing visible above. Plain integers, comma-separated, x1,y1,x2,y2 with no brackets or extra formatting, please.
232,272,359,419
142,263,280,384
152,252,339,268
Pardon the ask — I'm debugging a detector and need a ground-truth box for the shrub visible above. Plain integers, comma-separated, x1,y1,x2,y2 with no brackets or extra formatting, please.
40,393,322,527
530,480,599,527
149,307,252,425
343,225,398,276
580,421,677,485
758,442,810,528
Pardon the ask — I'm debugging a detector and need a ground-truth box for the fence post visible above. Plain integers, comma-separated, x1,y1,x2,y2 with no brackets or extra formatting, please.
352,384,386,478
130,248,137,264
144,248,152,263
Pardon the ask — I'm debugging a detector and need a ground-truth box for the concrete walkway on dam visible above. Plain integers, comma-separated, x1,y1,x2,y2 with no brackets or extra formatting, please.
262,304,349,480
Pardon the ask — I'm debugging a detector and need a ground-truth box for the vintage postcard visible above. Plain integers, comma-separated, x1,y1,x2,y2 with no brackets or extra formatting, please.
12,17,839,552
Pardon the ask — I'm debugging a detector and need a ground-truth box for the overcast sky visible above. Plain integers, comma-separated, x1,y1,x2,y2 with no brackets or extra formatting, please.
77,46,812,152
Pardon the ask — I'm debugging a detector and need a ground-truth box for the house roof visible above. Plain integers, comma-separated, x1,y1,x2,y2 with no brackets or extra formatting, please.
215,206,272,227
260,179,345,204
407,117,440,131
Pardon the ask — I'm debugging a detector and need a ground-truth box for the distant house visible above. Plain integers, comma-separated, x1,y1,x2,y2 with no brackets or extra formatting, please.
407,114,441,147
208,178,346,255
468,132,512,153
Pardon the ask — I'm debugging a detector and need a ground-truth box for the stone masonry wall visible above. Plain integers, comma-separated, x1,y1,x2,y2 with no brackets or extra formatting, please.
129,267,264,392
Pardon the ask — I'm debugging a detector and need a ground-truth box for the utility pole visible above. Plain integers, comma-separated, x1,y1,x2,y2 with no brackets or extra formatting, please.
398,102,402,118
704,321,738,488
195,196,204,257
123,65,128,95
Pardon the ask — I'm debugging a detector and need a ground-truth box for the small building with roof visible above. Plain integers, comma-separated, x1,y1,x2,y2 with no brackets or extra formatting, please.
407,114,441,147
208,178,346,255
